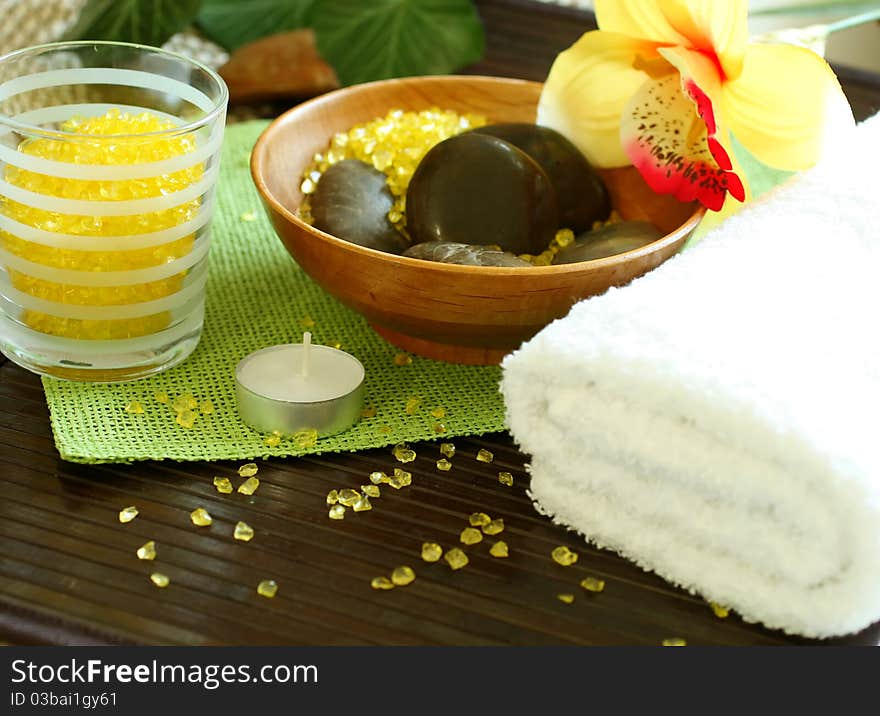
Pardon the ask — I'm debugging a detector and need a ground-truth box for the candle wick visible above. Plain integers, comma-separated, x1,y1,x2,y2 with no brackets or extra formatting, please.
301,331,311,377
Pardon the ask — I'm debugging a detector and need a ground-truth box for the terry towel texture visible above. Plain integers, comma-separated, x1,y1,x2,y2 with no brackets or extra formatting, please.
501,113,880,638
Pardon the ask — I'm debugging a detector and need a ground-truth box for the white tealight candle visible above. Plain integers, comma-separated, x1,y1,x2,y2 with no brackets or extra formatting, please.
234,332,365,437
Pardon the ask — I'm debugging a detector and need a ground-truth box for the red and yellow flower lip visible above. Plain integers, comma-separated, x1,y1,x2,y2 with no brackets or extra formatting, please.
537,0,854,211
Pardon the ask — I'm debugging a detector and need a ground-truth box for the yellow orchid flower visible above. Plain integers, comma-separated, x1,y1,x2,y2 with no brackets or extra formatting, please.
537,0,854,211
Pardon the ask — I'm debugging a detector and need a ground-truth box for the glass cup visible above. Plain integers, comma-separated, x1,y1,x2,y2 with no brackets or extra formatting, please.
0,41,227,381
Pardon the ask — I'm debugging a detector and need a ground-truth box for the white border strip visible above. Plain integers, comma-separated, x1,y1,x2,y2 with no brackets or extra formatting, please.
0,163,218,215
0,68,214,111
10,103,184,128
0,198,213,250
1,271,207,319
0,235,210,285
0,302,203,354
0,125,223,180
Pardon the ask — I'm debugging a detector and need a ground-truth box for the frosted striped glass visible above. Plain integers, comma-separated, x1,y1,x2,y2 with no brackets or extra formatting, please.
0,41,227,381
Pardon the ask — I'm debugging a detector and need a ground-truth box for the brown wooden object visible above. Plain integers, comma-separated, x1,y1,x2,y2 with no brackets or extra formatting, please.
251,76,703,365
219,29,339,104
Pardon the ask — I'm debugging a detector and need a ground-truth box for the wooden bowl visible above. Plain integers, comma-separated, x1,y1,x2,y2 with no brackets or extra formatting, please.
251,75,704,365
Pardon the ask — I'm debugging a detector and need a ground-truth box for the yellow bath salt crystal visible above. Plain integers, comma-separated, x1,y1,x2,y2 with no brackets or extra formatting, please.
338,488,361,507
234,521,255,542
498,471,514,487
154,392,169,404
551,546,578,566
431,407,446,419
172,394,198,413
482,519,504,536
150,573,170,588
394,353,413,366
118,506,139,524
371,576,395,590
393,468,412,486
136,540,157,561
436,458,452,472
327,340,343,350
200,399,214,415
240,211,257,222
238,463,259,478
476,449,494,463
326,489,339,506
369,471,387,485
460,527,483,545
293,428,318,449
329,504,346,520
469,512,491,527
433,422,447,434
392,443,416,463
421,542,443,563
264,434,282,447
532,251,554,267
300,109,487,224
444,548,469,570
124,400,144,415
489,540,509,558
352,496,372,512
238,476,260,495
361,405,377,419
361,484,380,498
557,594,575,605
3,109,203,340
391,565,416,586
580,576,605,593
662,638,687,647
710,603,730,619
213,476,233,494
440,443,456,458
405,396,422,415
553,228,575,248
388,475,405,490
190,507,212,527
257,579,278,598
175,409,197,429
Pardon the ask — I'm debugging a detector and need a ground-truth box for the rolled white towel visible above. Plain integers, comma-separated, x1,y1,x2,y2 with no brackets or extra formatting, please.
501,113,880,638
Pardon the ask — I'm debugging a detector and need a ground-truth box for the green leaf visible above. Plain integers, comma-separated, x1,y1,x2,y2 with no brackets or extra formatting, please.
311,0,484,86
729,134,795,201
62,0,201,47
196,0,315,51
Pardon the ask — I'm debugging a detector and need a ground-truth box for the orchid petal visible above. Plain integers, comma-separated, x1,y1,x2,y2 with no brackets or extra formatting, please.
657,46,735,173
722,42,854,171
621,73,745,211
595,0,689,45
538,30,658,168
658,0,748,79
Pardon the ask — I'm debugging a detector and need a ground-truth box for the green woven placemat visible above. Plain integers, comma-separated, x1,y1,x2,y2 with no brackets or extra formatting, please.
42,120,505,464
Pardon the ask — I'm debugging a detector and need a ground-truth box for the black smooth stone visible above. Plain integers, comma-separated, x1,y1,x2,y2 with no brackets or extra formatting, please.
310,159,408,254
553,221,664,264
471,122,610,232
403,241,531,267
406,133,558,256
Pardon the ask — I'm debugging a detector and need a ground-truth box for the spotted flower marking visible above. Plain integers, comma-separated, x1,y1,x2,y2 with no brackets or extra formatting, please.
624,75,744,211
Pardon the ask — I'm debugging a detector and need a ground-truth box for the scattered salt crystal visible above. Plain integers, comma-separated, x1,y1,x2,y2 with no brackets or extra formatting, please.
190,507,212,527
118,506,138,524
136,541,156,561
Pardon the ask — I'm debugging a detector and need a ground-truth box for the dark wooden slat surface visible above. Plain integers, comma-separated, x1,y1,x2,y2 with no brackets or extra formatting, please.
2,0,879,646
